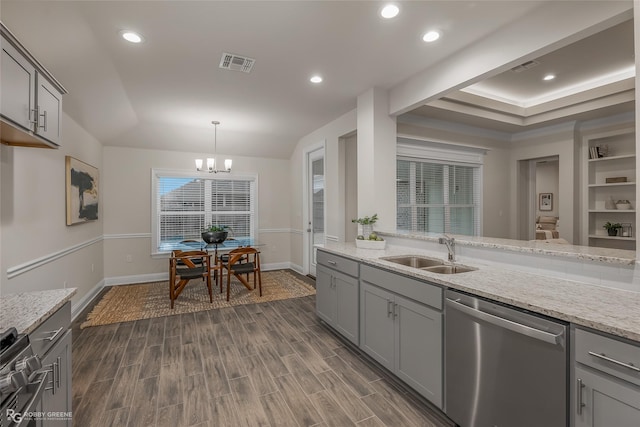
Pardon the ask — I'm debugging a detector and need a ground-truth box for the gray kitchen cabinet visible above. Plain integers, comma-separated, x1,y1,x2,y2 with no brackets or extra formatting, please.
0,22,66,148
41,330,72,426
360,281,395,367
360,265,443,408
31,301,72,426
316,250,359,345
573,327,640,427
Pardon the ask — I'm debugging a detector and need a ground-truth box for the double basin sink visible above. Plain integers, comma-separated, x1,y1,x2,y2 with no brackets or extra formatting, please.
380,255,476,274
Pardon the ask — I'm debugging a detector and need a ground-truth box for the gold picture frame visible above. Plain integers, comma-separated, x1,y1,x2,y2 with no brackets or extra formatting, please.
65,156,99,225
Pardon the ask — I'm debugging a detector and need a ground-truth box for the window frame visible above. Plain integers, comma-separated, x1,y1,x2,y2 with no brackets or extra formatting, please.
151,169,258,255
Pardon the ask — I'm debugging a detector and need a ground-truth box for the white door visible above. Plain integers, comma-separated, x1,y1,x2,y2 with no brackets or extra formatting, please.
307,148,325,276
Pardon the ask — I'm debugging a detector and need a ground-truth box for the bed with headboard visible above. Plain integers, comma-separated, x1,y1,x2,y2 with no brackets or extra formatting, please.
535,215,559,240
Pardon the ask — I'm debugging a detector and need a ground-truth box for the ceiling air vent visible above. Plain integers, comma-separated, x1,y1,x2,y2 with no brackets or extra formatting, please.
510,60,540,73
219,52,255,73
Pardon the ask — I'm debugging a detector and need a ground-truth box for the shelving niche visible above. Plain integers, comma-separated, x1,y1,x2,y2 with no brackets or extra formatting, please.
582,127,635,250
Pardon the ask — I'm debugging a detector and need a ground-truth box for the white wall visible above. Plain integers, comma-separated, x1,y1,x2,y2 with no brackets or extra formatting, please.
102,146,293,283
1,113,104,312
289,110,357,272
536,160,560,218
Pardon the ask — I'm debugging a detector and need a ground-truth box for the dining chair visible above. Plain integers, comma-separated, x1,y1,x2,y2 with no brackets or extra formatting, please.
222,247,262,301
169,250,212,309
209,250,224,293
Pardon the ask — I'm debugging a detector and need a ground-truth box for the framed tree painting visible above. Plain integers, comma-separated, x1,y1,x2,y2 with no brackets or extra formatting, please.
539,193,553,211
66,156,99,225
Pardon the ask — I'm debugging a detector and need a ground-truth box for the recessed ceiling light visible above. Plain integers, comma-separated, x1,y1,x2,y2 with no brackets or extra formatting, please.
422,30,441,43
380,4,400,19
120,30,144,43
543,74,556,81
310,75,323,84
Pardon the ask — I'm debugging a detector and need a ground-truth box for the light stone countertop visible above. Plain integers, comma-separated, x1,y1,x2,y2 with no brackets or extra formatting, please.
321,241,640,343
0,288,77,334
377,229,637,266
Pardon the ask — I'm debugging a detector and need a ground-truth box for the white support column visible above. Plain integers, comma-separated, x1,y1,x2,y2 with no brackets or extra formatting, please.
357,87,397,230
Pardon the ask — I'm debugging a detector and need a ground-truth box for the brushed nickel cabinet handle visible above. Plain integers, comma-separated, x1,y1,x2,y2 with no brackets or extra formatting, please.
588,351,640,372
577,378,585,415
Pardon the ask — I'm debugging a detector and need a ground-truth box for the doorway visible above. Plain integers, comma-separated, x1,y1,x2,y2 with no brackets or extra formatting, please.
517,156,559,240
305,146,325,277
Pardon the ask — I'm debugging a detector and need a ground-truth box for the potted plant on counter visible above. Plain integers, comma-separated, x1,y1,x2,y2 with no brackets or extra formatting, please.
603,221,622,237
352,214,385,249
202,224,229,244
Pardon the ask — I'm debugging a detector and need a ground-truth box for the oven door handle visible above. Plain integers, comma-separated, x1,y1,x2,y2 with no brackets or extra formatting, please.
15,371,48,427
446,297,563,345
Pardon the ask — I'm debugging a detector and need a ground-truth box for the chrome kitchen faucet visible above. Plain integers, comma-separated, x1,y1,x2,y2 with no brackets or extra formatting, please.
439,235,456,262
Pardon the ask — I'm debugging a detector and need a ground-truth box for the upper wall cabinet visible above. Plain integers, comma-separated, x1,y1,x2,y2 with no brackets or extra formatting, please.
0,22,66,148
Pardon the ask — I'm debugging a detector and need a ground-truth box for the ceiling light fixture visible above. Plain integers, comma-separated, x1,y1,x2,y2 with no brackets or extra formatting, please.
120,30,144,43
310,75,323,83
196,121,232,173
380,4,400,19
422,30,441,43
543,74,556,81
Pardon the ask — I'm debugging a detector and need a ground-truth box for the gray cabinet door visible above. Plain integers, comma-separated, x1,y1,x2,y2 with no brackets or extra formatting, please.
334,271,359,344
360,282,395,370
394,294,443,409
35,73,62,145
41,330,72,426
1,37,36,130
574,366,640,427
315,265,335,325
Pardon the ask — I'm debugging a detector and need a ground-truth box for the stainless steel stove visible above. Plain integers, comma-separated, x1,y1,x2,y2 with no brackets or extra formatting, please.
0,328,48,427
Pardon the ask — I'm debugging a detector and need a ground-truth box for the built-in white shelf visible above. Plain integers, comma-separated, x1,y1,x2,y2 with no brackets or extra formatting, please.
588,182,636,188
588,154,635,162
581,126,636,249
588,234,636,241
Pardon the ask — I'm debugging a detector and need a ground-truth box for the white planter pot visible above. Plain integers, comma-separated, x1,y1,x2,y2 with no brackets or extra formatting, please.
355,239,386,250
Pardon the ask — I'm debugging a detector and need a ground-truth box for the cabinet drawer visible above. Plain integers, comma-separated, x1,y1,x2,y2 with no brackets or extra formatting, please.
360,265,442,310
317,250,359,278
31,301,71,357
575,327,640,387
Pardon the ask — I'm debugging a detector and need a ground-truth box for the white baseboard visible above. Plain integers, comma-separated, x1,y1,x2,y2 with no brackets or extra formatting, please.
71,279,105,321
105,272,168,286
102,263,306,289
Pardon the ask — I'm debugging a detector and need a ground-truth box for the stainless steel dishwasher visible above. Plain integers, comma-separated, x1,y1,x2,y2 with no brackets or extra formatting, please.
445,290,568,427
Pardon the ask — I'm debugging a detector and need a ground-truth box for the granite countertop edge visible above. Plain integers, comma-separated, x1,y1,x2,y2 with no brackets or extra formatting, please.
376,230,637,266
320,242,640,343
0,288,77,335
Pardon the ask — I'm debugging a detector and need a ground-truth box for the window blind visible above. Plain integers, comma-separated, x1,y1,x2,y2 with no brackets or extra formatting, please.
397,158,480,236
153,172,256,251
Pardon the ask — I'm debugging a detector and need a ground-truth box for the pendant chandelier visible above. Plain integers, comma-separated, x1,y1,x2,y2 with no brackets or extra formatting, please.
195,121,232,173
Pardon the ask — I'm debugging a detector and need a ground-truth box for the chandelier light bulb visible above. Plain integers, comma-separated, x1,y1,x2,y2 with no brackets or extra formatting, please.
195,120,232,173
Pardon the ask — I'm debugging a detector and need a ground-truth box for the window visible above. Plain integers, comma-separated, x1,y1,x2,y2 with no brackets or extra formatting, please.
396,140,484,236
152,170,256,253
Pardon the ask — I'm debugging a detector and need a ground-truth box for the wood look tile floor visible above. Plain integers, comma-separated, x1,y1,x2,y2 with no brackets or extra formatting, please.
71,272,455,427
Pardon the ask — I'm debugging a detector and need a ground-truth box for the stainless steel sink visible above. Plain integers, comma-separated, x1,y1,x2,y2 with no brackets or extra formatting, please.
381,256,445,268
422,265,476,274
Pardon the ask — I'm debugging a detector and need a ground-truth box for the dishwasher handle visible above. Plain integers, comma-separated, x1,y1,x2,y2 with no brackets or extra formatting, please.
446,297,563,345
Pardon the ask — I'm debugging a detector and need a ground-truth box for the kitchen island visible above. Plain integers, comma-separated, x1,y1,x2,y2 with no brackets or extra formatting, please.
317,240,640,426
320,240,639,341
